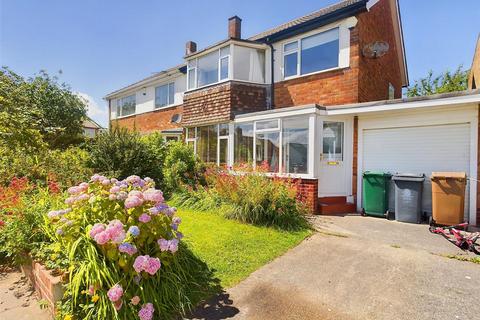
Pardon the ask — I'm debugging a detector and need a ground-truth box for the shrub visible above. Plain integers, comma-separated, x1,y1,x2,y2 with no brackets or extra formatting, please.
44,174,217,319
163,141,205,194
0,182,63,264
0,146,92,188
172,168,309,231
87,129,167,191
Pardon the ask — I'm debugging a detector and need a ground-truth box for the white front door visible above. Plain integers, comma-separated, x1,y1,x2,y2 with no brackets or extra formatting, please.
318,117,353,197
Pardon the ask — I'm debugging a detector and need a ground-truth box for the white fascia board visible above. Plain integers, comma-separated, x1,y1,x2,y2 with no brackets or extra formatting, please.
234,105,321,123
366,0,380,11
326,94,480,116
105,70,183,100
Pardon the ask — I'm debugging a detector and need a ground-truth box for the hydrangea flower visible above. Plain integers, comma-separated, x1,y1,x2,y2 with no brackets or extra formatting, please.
118,243,137,256
125,196,143,209
126,175,141,184
128,226,140,237
139,214,151,223
138,303,154,320
131,296,140,306
143,188,164,204
90,220,126,245
56,228,64,235
133,255,161,275
110,186,121,193
171,217,182,231
101,179,111,186
157,238,179,253
107,284,123,302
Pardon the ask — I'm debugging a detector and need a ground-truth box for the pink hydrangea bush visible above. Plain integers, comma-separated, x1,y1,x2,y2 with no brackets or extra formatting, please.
46,174,184,319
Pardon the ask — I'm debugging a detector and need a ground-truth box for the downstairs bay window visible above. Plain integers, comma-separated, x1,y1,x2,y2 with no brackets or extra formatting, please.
187,115,313,176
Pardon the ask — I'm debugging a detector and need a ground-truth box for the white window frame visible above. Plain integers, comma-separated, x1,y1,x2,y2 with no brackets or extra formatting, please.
116,94,136,118
253,119,282,172
155,82,175,109
185,127,197,154
217,123,230,166
281,26,343,80
187,46,231,91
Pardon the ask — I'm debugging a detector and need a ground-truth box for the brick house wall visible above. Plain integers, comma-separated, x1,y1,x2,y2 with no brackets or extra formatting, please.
274,0,402,108
182,81,267,127
110,105,183,133
356,0,402,101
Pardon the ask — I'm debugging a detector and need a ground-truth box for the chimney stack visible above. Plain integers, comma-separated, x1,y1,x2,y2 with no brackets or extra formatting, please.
228,16,242,39
185,41,197,56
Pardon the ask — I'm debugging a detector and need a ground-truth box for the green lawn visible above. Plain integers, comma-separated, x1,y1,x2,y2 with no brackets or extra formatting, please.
177,209,311,288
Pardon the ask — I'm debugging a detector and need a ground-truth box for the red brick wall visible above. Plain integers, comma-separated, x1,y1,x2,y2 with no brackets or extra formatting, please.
110,105,183,133
274,0,402,108
182,81,267,127
21,261,64,316
287,178,319,214
356,0,402,101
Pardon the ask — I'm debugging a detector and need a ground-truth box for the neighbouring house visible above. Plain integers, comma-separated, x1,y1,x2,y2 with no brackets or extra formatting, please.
469,34,480,90
82,117,104,138
105,0,480,226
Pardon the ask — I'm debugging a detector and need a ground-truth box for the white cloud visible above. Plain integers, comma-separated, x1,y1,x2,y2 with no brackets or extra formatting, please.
76,92,107,118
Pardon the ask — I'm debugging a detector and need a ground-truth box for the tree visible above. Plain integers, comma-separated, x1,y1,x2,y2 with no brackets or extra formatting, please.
0,67,87,150
406,66,469,97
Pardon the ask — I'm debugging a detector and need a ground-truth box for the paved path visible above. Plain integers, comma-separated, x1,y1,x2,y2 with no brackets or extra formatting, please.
191,215,480,320
0,270,50,320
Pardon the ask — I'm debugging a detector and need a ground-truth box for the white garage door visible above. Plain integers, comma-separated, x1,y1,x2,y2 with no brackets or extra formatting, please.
362,123,470,216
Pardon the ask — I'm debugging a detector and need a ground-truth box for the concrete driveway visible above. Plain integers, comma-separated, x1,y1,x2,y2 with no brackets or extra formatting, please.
191,215,480,320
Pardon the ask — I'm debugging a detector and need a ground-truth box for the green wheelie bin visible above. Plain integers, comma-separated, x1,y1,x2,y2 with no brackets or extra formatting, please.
362,171,391,218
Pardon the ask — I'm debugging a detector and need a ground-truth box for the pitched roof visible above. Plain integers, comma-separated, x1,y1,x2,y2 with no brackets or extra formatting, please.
104,63,186,99
468,34,480,90
83,117,104,129
249,0,367,41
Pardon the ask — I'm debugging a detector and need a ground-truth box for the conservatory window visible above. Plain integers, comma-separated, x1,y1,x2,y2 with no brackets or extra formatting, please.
282,117,309,174
255,132,280,173
234,122,254,165
197,125,218,163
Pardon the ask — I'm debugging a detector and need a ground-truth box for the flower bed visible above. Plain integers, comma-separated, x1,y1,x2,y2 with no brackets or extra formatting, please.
42,174,215,320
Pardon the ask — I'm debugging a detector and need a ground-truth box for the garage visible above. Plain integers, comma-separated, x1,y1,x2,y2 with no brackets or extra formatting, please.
362,123,471,217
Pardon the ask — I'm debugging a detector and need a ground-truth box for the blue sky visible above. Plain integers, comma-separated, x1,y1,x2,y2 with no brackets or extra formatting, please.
1,0,479,127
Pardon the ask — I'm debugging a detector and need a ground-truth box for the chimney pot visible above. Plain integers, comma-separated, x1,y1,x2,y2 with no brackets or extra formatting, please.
185,41,197,56
228,16,242,39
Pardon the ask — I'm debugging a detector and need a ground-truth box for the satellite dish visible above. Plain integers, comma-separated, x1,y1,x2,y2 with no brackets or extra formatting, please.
362,41,389,58
171,114,182,123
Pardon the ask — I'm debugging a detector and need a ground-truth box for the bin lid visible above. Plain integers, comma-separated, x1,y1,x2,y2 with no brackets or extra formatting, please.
363,171,392,177
431,172,466,180
392,173,425,182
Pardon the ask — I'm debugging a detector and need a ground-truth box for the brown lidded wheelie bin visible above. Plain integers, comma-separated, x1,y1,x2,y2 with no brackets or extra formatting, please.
430,172,467,226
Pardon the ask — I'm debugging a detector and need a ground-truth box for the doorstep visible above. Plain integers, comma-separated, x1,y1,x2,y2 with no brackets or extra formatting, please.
318,196,356,215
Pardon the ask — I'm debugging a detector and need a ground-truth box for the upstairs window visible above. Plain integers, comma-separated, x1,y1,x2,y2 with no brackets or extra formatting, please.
283,27,339,78
155,82,175,108
116,94,136,117
187,46,230,90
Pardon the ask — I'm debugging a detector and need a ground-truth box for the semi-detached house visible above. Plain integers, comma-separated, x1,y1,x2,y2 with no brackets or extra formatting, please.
105,0,480,226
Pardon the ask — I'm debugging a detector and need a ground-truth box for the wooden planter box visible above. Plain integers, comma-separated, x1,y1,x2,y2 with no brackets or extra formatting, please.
21,259,64,316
